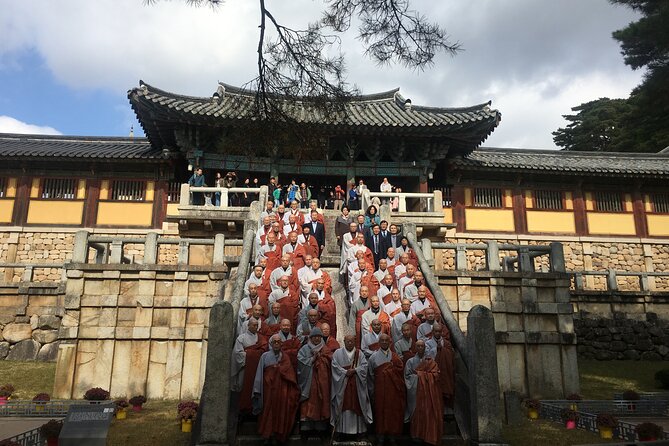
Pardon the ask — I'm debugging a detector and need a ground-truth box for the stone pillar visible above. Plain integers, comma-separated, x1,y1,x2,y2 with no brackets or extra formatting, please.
467,305,503,444
456,245,467,271
72,230,89,264
421,238,433,262
379,204,391,223
549,242,566,273
486,240,501,272
144,232,158,265
109,241,123,264
258,186,268,211
180,183,191,206
178,241,190,265
607,269,618,292
213,234,226,266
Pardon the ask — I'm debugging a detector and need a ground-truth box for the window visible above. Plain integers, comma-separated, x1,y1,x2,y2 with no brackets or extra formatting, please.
167,181,181,203
594,191,623,212
534,190,563,210
41,178,77,199
474,187,503,208
111,180,145,201
653,193,669,213
0,178,6,198
430,186,452,207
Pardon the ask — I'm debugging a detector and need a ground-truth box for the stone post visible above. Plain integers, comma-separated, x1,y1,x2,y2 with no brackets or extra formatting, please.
456,245,467,271
178,241,190,265
433,189,443,213
109,241,123,264
21,265,34,282
213,233,226,266
379,204,391,223
144,232,158,265
467,305,503,444
421,238,433,263
607,269,618,292
195,300,234,446
72,230,89,264
179,183,190,206
258,185,268,211
398,193,407,213
518,246,533,272
221,188,229,209
550,242,566,273
486,241,501,271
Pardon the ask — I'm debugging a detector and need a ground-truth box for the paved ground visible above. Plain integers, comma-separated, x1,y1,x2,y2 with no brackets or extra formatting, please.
0,417,56,440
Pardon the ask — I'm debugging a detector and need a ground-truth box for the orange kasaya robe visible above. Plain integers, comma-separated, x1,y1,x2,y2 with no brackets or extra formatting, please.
264,247,283,273
372,353,406,436
308,270,333,295
324,336,340,352
277,291,301,334
360,273,380,298
411,358,444,446
257,352,300,442
293,236,319,270
300,346,333,422
259,318,282,337
434,332,456,407
239,336,268,413
318,296,337,339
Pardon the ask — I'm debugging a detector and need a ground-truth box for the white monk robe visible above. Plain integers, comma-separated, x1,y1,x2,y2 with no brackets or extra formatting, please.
394,263,408,282
398,276,415,301
377,284,394,303
416,320,435,342
410,297,431,317
282,241,299,255
238,295,260,333
384,299,402,319
331,347,372,434
360,307,385,333
374,268,390,284
283,222,300,236
391,310,413,343
269,286,291,306
269,266,292,292
360,331,381,359
244,274,263,297
340,231,358,274
257,243,279,264
299,267,328,306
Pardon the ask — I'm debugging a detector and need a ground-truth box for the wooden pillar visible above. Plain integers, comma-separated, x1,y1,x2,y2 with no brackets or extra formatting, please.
11,176,31,226
632,187,648,238
152,180,167,229
452,185,466,233
572,188,588,236
513,187,527,234
83,179,100,228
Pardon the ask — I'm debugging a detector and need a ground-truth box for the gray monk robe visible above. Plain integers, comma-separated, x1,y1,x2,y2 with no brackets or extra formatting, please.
331,347,372,434
404,355,443,445
231,330,267,413
297,340,332,432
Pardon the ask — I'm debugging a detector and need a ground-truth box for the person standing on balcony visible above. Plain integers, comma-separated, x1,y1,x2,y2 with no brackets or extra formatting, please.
348,184,359,210
333,185,345,211
272,182,282,206
187,167,205,205
380,177,393,205
297,182,311,209
391,187,401,211
269,176,278,203
223,171,237,206
212,172,223,206
287,180,299,204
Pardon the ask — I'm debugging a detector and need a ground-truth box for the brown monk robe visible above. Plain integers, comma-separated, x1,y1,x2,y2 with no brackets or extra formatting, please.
426,323,456,408
405,340,443,446
231,319,268,414
293,226,320,270
269,275,301,333
253,334,300,443
317,288,338,339
278,319,302,370
259,302,283,337
297,328,333,435
367,334,407,440
321,323,341,352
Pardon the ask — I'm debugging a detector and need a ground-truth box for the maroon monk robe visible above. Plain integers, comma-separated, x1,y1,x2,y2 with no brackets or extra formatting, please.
411,358,443,446
239,336,268,413
300,345,333,422
435,331,456,407
372,353,406,436
257,353,300,442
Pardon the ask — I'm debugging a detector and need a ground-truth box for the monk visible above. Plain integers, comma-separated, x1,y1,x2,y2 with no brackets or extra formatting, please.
238,283,261,334
348,285,371,343
321,323,340,352
383,288,403,320
360,295,391,337
269,275,301,332
331,335,373,438
416,307,437,341
240,304,265,334
299,258,332,304
294,224,319,270
394,322,416,364
278,319,302,370
410,285,433,321
367,333,407,445
316,279,338,338
405,340,443,446
361,319,384,359
297,328,332,438
391,299,416,342
252,334,300,443
296,308,322,343
259,302,282,337
377,274,395,304
231,319,267,414
269,254,293,292
426,323,456,408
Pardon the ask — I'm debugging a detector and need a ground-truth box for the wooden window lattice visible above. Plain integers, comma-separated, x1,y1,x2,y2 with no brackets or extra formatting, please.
167,181,181,202
0,178,6,198
41,178,77,199
534,190,563,210
474,187,503,208
429,186,452,207
653,193,669,213
111,180,146,201
594,191,623,212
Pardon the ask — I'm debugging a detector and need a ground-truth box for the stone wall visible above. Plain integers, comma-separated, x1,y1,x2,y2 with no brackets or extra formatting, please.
435,271,579,398
0,283,64,361
575,312,669,361
433,235,669,292
53,264,228,400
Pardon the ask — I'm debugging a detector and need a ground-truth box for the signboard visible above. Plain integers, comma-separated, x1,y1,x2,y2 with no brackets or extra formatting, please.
59,403,115,446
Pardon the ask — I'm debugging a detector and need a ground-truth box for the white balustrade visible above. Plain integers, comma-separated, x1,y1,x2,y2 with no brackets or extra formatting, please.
365,190,442,213
179,184,263,208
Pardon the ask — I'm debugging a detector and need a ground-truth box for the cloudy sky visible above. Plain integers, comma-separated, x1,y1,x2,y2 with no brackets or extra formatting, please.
0,0,642,149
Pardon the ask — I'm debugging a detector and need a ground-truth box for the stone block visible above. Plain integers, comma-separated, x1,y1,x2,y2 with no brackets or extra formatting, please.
53,343,77,398
30,314,39,330
128,340,150,396
7,339,40,360
110,341,131,397
146,341,168,400
0,341,10,359
165,340,185,399
38,315,61,330
151,327,169,339
61,311,79,328
58,327,79,339
72,339,115,399
37,341,61,361
32,329,58,344
154,281,174,296
116,307,136,327
64,278,84,309
526,344,564,398
185,326,204,339
507,315,523,331
180,341,203,400
2,323,32,343
174,271,188,281
171,295,188,307
132,327,151,339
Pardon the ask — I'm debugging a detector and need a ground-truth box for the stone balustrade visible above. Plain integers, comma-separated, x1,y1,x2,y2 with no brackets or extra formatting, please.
361,188,443,213
179,184,264,208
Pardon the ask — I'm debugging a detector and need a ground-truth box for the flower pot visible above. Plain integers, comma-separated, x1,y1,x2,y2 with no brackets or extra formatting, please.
599,426,613,439
116,409,127,420
132,405,142,412
46,438,58,446
0,397,7,406
528,408,538,420
35,404,45,412
569,403,578,411
181,419,192,433
639,436,657,442
627,403,636,411
566,420,576,430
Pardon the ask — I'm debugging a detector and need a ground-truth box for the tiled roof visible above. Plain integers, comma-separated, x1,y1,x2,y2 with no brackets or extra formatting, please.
0,133,163,160
454,147,669,178
128,81,501,152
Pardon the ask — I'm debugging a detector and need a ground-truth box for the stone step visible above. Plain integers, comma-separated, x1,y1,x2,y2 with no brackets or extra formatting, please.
237,434,465,446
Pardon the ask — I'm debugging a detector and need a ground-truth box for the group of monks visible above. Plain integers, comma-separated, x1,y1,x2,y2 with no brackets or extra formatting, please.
232,202,455,445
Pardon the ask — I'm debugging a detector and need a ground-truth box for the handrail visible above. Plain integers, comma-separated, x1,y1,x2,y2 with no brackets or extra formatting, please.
179,183,265,207
406,232,468,363
230,224,257,330
361,188,442,213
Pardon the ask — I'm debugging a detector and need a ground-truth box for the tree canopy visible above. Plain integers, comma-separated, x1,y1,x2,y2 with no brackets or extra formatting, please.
148,0,460,120
554,0,669,152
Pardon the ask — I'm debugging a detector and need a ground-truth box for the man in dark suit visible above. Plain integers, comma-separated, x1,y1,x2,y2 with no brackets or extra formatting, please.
379,220,391,256
308,210,326,257
387,223,402,258
365,224,383,270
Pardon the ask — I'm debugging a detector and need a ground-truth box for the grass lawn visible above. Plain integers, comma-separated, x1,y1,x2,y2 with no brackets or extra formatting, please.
3,359,669,445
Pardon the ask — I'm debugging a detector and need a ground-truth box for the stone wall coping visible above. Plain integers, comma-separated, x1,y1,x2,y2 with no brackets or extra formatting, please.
434,270,569,280
66,263,228,273
451,232,669,244
0,226,173,235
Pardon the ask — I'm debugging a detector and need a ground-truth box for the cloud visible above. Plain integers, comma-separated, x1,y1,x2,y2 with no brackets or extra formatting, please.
0,116,61,135
0,0,645,148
